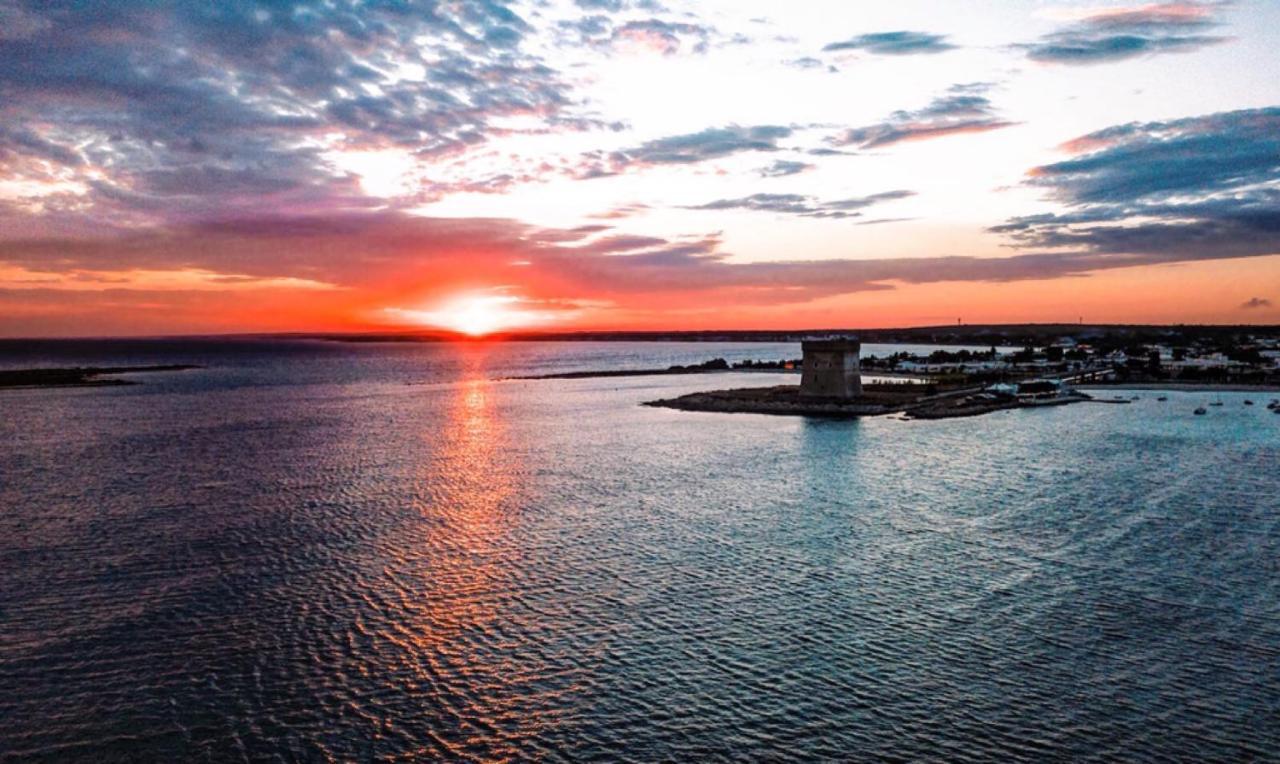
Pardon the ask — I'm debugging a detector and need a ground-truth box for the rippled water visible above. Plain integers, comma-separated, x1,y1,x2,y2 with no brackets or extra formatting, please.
1,340,1278,761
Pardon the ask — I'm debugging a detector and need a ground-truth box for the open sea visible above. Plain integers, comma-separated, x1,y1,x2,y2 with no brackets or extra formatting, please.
1,339,1278,761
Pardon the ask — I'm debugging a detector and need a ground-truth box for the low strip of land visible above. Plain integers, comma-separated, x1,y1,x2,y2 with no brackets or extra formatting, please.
509,358,749,380
0,365,200,389
644,383,1098,420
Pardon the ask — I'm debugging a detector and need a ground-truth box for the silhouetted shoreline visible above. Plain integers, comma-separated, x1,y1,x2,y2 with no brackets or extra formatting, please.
509,358,743,379
0,365,200,389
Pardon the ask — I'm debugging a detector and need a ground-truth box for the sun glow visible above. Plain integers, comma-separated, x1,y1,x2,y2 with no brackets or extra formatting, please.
326,147,419,198
384,293,555,336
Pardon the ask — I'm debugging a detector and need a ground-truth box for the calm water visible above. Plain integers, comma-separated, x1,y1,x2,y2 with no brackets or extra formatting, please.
1,340,1278,761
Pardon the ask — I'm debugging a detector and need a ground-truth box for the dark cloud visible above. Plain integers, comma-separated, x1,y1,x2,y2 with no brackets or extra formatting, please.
822,31,955,55
1241,297,1272,309
993,107,1280,266
10,205,1279,328
757,160,814,177
1023,2,1229,65
1029,108,1280,205
688,190,914,219
830,83,1013,149
569,233,671,255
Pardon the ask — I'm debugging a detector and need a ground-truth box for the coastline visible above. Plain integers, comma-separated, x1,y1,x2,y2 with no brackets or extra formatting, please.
0,365,200,390
645,384,1097,421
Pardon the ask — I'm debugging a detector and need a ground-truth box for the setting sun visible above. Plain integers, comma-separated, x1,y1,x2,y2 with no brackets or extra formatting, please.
384,293,553,336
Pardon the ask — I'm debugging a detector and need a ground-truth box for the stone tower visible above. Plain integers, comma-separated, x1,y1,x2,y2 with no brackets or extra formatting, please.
800,336,862,398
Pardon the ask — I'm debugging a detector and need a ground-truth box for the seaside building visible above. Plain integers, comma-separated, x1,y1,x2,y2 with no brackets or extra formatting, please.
800,336,862,398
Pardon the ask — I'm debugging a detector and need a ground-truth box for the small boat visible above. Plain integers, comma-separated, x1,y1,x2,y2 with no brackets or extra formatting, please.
1244,400,1254,406
1194,407,1207,415
1157,396,1168,402
1209,401,1224,407
1131,395,1141,401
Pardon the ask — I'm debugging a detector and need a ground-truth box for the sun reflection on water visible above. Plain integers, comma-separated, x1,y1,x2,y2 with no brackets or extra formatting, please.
393,346,575,757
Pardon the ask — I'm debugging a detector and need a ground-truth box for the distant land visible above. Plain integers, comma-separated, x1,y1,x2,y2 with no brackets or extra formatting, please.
0,365,200,389
221,323,1280,346
2,324,1279,348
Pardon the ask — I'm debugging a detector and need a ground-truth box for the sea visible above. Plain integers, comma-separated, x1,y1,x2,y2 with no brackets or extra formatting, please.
1,339,1277,761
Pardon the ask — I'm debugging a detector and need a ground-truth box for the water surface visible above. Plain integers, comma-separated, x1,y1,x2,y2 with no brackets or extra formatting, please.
1,340,1277,761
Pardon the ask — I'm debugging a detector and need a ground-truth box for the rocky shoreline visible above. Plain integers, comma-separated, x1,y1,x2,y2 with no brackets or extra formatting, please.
645,384,1096,420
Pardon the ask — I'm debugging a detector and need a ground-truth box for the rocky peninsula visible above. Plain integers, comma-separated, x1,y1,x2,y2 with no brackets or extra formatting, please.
645,383,1096,420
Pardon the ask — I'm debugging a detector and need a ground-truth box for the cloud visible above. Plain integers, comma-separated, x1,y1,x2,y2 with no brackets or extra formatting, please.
1023,2,1230,65
784,56,834,71
993,107,1280,266
588,203,651,219
0,208,1197,297
556,12,713,55
1241,297,1272,309
757,160,814,177
687,190,914,219
0,0,597,227
1028,108,1280,205
583,125,793,175
574,0,666,11
829,83,1014,149
822,31,955,55
855,217,915,227
611,19,712,55
11,204,1280,334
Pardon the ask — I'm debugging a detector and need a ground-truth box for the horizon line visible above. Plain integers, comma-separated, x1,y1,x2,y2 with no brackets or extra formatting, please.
3,321,1280,344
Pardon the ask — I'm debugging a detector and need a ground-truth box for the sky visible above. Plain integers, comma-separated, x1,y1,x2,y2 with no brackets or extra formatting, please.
1,0,1279,336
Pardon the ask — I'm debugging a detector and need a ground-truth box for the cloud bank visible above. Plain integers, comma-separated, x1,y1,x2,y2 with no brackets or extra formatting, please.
993,107,1280,265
